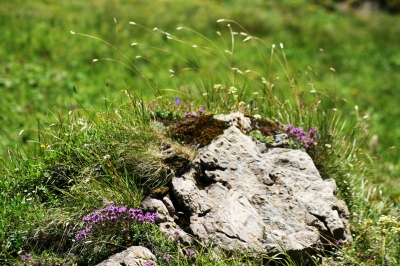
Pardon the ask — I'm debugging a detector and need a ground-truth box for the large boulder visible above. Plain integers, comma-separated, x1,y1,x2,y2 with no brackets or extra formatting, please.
171,126,351,259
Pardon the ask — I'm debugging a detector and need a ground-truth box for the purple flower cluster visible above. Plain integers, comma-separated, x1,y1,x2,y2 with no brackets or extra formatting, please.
76,205,158,241
21,254,59,265
167,230,182,243
184,112,196,117
284,124,317,149
184,109,204,117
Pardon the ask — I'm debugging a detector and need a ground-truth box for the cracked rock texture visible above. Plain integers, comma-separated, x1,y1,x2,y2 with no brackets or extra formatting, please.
95,246,156,266
171,126,351,258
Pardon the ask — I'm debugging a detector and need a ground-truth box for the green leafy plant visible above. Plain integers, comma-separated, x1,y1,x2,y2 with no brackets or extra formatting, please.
248,130,274,145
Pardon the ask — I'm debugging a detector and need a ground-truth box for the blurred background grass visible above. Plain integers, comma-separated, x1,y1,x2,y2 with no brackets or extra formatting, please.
1,0,400,197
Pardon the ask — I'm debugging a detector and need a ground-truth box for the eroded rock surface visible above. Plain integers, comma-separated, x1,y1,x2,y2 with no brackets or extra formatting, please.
171,126,351,258
95,246,156,266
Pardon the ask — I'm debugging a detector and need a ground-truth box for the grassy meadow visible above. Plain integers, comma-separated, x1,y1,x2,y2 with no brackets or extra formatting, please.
1,0,400,265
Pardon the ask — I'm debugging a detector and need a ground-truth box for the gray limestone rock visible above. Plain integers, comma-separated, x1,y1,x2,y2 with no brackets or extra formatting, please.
213,111,252,134
95,246,156,266
171,126,351,258
140,197,174,223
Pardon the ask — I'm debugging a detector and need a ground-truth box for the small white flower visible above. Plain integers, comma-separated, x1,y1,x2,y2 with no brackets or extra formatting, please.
93,59,98,62
227,24,231,27
177,27,183,30
217,19,225,22
129,21,136,25
245,70,251,73
240,32,248,36
114,18,117,23
280,43,284,49
167,36,173,39
70,31,75,34
136,55,141,58
330,68,336,72
325,144,332,148
363,115,369,119
169,74,174,78
192,45,197,48
333,108,338,112
153,27,158,31
216,31,221,36
224,50,232,54
19,130,24,136
254,114,262,119
203,93,208,96
214,84,222,90
228,86,237,94
169,69,175,73
272,44,275,49
131,42,137,46
236,69,243,74
355,105,358,111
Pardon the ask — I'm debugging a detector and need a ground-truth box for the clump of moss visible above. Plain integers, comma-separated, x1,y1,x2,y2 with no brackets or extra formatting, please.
249,116,282,137
164,115,228,147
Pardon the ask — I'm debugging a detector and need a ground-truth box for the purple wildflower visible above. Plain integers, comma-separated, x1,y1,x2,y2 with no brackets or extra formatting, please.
146,262,155,266
385,260,390,265
275,120,281,128
285,124,293,134
23,254,31,261
199,108,204,115
187,249,195,259
174,97,180,105
191,112,196,117
185,112,190,117
163,254,171,261
309,127,316,137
